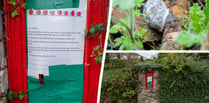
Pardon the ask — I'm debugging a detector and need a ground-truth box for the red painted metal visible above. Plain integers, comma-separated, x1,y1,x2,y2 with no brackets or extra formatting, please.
84,0,109,103
4,0,28,103
4,0,109,103
145,71,154,89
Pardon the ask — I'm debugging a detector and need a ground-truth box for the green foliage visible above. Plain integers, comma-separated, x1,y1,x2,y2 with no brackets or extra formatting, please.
104,59,129,69
177,2,209,47
103,53,209,103
114,35,134,50
11,10,19,18
21,3,26,9
176,30,207,47
134,28,147,41
101,54,141,102
6,90,27,100
133,63,163,73
7,91,17,100
122,89,135,99
8,0,16,6
110,0,147,50
101,68,138,103
204,0,209,26
7,0,26,18
85,23,105,63
113,0,135,11
19,90,27,100
189,3,204,33
90,45,103,63
158,54,209,103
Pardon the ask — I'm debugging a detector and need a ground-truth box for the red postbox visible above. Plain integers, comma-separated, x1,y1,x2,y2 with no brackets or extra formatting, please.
145,71,154,89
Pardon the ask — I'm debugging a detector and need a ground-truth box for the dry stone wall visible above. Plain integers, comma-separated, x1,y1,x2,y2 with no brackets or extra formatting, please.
138,71,159,103
0,0,8,103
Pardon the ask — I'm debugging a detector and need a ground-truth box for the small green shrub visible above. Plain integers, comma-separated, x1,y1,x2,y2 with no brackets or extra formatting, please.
101,68,138,103
177,0,209,47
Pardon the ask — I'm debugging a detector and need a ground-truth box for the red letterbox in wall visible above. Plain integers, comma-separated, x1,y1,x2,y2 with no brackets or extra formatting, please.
145,71,154,89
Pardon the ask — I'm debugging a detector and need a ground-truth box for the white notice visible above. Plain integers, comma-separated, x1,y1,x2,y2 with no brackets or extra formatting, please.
27,6,87,78
147,76,152,82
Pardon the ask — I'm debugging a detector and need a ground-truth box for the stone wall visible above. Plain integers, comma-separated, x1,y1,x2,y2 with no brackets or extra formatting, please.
138,71,159,103
0,0,8,103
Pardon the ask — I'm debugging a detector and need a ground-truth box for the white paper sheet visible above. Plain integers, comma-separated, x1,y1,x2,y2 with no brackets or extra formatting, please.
27,1,87,78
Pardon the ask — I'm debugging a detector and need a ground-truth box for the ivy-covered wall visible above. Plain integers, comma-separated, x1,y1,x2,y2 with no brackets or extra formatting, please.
102,53,209,103
158,54,209,103
134,54,209,103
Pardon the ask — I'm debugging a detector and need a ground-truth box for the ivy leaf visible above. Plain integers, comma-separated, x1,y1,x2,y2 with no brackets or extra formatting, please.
11,10,19,18
12,92,17,98
7,91,14,100
19,91,27,100
98,23,104,30
90,27,96,35
95,56,102,64
93,46,100,52
89,55,94,57
8,0,16,6
19,95,25,100
98,51,103,57
19,90,24,95
169,80,176,88
84,29,88,36
21,2,26,9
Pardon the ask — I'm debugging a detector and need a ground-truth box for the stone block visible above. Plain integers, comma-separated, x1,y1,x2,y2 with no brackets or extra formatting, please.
0,40,6,69
0,68,8,96
0,97,7,103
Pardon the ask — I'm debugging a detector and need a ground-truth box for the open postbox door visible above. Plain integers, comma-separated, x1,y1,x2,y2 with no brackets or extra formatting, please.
145,71,154,89
26,0,87,102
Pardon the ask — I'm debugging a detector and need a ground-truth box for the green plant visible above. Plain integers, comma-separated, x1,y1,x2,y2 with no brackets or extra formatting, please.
157,53,209,103
3,0,26,18
177,0,209,47
101,54,142,103
85,23,105,63
6,90,27,100
109,0,148,50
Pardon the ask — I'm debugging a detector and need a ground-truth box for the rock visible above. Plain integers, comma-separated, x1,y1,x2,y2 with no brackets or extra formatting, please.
160,31,183,50
143,0,169,31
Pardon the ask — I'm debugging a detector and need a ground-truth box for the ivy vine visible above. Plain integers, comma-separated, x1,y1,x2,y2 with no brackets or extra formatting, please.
85,23,105,63
2,0,26,18
6,90,27,100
